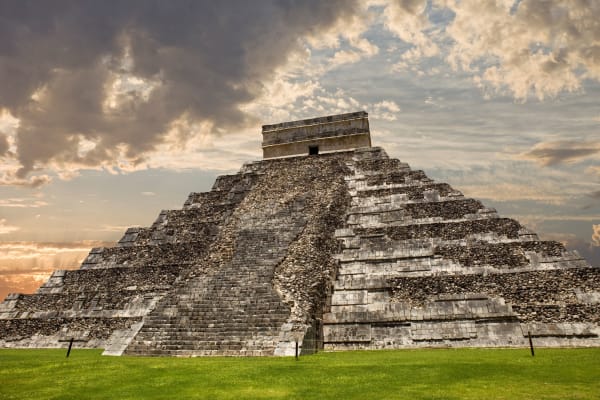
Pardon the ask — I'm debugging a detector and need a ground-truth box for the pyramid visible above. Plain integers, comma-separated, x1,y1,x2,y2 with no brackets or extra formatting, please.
1,111,599,356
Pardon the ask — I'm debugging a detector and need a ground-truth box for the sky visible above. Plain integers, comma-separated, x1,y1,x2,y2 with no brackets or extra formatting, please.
0,0,599,300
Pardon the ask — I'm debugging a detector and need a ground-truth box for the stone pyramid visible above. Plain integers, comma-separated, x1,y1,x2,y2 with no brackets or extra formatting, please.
1,111,599,356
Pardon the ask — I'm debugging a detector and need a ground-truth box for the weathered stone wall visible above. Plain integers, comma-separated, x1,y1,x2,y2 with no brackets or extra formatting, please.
262,111,369,146
435,240,566,269
262,134,371,159
355,219,522,241
262,111,371,159
322,146,600,350
82,242,213,269
0,317,140,341
390,268,600,322
356,182,454,199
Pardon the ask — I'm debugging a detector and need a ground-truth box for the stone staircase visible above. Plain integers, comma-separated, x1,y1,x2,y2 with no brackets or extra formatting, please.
124,217,302,356
124,268,292,356
125,154,352,356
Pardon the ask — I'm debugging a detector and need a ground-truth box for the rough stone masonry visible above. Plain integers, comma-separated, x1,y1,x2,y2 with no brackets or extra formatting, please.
0,111,599,356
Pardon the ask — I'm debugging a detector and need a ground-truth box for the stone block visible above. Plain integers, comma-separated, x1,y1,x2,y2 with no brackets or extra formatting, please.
575,290,600,304
331,290,367,306
323,323,371,342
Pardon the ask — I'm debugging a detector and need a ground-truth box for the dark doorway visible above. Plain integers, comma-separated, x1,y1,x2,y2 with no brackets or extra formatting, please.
309,145,319,155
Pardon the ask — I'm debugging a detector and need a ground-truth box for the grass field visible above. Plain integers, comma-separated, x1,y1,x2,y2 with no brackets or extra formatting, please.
1,348,599,399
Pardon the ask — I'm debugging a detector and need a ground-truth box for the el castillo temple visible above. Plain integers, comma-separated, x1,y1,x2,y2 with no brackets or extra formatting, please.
1,111,599,356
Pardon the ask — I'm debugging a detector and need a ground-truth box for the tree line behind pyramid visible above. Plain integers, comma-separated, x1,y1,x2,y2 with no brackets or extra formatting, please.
1,111,599,356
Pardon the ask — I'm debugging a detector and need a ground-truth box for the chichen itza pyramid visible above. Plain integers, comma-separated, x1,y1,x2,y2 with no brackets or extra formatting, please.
1,111,599,356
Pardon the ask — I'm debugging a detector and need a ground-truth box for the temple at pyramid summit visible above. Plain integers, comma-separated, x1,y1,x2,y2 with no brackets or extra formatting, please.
1,110,599,356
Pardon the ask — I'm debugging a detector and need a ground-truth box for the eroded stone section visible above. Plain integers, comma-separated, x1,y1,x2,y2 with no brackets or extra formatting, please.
0,317,141,347
390,269,600,323
271,159,351,355
435,241,566,269
124,153,353,356
355,219,522,241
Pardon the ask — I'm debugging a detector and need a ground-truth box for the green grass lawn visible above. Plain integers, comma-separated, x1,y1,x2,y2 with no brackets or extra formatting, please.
1,348,599,399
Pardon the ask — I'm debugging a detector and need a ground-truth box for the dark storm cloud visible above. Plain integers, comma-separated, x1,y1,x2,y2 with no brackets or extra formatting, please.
0,133,8,155
520,140,600,166
582,190,600,210
570,239,600,266
0,240,113,300
0,0,359,177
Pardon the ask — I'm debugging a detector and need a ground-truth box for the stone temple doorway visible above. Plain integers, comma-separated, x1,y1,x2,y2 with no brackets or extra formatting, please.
309,145,319,155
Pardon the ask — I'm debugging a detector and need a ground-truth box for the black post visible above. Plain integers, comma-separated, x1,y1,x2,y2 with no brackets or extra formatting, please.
295,340,299,360
66,338,74,358
528,331,534,357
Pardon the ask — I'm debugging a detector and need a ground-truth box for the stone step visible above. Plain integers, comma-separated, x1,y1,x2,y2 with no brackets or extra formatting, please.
139,324,285,332
126,348,275,357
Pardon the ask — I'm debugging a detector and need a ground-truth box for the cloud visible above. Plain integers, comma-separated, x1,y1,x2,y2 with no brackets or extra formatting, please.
91,224,136,233
142,123,261,172
244,78,404,134
586,166,600,177
441,0,600,100
582,190,600,210
141,191,156,196
0,219,19,235
0,241,108,266
382,0,439,64
370,100,401,121
378,0,600,101
459,182,567,204
511,215,600,223
539,231,600,267
0,240,111,300
0,133,8,155
584,190,600,210
0,275,48,301
306,2,378,68
2,0,600,188
0,198,48,208
593,224,600,247
0,172,52,188
519,140,600,166
420,160,590,206
0,0,361,181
